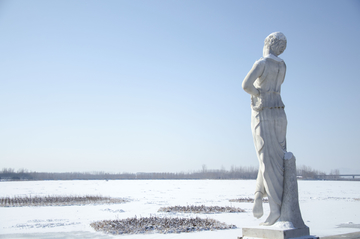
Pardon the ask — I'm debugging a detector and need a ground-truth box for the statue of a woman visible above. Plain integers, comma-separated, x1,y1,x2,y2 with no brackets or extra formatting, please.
242,32,288,226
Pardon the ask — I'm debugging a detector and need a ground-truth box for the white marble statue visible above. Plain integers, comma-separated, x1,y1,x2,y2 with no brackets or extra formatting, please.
241,32,309,239
242,32,288,226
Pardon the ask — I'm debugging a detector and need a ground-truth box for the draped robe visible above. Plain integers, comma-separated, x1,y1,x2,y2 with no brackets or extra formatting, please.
250,54,287,208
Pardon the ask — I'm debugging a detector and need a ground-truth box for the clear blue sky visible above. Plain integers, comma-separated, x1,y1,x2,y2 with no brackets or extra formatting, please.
1,0,359,174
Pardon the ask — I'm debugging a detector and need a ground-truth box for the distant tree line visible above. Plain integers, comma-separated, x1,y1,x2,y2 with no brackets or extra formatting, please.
0,166,349,181
296,165,327,179
0,166,257,181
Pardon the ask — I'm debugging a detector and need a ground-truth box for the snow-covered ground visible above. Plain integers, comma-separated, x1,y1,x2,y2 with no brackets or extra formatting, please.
0,180,359,238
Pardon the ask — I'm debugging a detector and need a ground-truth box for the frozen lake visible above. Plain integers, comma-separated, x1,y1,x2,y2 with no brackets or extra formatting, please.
0,180,359,238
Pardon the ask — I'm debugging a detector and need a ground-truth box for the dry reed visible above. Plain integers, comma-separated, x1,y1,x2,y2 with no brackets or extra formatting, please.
0,195,128,207
229,197,269,203
158,205,245,213
90,216,236,235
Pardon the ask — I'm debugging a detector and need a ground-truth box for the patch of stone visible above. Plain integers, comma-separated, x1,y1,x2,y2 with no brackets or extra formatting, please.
309,197,354,201
90,216,237,235
158,205,244,213
320,231,360,239
101,208,125,213
11,219,81,229
0,195,128,207
0,231,115,239
229,197,269,203
337,222,360,228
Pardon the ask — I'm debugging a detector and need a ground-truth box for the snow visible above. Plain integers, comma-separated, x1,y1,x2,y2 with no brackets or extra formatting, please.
272,221,295,229
0,180,359,238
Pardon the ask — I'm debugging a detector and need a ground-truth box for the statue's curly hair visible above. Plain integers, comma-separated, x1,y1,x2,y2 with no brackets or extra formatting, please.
264,32,287,55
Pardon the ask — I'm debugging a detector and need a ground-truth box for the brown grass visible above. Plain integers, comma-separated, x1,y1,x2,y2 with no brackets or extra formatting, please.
91,216,236,235
158,205,245,213
229,197,268,203
0,195,128,207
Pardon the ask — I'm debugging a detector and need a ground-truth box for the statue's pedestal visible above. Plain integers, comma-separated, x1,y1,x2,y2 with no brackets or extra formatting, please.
242,226,310,239
241,154,314,239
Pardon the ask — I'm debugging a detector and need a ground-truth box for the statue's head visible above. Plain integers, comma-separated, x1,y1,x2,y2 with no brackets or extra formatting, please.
263,32,287,56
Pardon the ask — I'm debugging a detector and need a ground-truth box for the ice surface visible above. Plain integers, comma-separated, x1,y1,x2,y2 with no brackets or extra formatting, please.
0,180,359,238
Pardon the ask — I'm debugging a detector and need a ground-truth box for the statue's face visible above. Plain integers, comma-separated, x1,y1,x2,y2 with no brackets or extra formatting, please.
277,43,286,56
272,47,281,56
263,38,286,57
269,41,286,56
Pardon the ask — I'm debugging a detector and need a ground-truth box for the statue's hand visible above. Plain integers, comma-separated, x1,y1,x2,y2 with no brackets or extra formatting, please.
251,90,263,111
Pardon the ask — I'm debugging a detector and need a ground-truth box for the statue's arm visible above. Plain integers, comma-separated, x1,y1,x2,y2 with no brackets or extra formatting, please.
242,60,265,96
281,62,287,84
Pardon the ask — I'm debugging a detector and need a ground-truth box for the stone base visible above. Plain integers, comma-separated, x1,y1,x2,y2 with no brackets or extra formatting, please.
242,226,310,239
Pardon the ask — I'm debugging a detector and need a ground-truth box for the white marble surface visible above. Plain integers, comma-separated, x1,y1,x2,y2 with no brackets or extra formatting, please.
242,32,308,232
242,226,310,239
242,32,289,226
